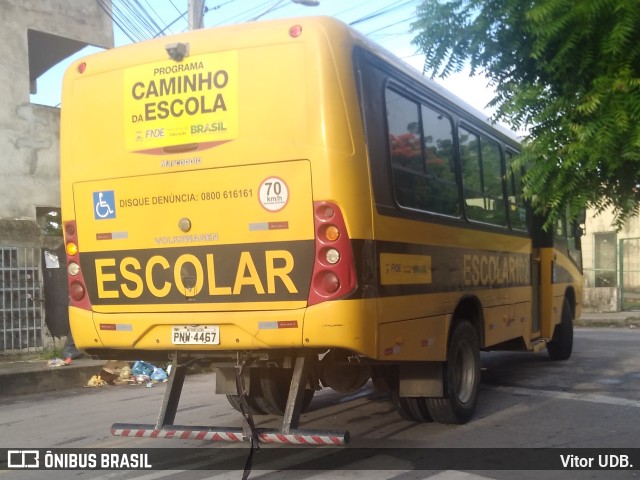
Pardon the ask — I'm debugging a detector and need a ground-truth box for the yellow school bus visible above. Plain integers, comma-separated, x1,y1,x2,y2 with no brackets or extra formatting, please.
60,16,582,444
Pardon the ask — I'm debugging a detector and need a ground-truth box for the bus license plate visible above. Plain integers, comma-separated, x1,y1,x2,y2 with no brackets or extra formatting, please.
172,326,220,345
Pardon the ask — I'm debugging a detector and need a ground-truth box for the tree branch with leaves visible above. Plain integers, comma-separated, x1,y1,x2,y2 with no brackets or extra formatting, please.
412,0,640,228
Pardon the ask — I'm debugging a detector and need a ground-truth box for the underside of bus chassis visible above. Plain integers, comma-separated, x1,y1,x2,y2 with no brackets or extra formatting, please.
111,349,361,446
109,300,574,447
110,345,449,446
109,322,484,445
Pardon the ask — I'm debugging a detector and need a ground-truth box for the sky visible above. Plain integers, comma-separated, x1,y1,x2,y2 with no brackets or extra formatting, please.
31,0,496,124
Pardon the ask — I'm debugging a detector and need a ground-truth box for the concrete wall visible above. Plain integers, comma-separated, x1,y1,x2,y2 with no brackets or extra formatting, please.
0,0,113,246
582,287,620,313
583,207,640,312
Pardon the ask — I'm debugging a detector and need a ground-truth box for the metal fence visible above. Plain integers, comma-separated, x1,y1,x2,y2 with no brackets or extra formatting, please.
1,247,44,354
583,237,640,312
620,237,640,311
582,267,617,289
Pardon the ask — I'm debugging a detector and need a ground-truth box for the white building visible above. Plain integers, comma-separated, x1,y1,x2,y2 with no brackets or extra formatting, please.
582,208,640,312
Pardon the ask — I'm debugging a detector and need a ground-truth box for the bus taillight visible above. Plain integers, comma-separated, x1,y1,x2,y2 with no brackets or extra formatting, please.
63,220,92,310
69,282,86,301
307,201,357,306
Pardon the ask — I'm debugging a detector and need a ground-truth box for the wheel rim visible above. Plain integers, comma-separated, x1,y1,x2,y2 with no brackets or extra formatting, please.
453,339,475,404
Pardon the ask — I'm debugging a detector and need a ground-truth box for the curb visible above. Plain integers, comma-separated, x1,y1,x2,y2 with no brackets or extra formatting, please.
0,361,105,397
575,320,640,328
576,315,640,329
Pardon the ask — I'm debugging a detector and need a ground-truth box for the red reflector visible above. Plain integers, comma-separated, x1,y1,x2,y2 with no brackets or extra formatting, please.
320,271,340,294
78,62,87,74
69,282,85,301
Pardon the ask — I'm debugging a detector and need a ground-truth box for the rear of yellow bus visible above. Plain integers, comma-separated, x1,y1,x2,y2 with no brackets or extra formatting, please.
60,17,375,362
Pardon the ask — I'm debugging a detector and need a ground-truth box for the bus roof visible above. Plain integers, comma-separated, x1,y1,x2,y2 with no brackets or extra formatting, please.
296,16,521,145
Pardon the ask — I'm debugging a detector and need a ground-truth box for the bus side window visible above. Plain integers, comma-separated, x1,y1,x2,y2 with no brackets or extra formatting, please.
385,87,460,217
459,127,507,226
421,105,459,216
386,89,427,210
459,128,482,221
556,208,583,269
506,151,528,231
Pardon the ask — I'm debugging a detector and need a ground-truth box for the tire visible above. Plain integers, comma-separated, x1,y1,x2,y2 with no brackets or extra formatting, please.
391,389,433,422
225,394,268,415
425,320,480,424
259,369,315,416
547,298,573,361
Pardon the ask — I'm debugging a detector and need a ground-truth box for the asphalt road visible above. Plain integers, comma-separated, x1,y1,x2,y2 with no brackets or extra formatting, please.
1,328,639,480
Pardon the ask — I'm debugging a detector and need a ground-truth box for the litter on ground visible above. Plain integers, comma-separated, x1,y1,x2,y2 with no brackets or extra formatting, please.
85,360,168,388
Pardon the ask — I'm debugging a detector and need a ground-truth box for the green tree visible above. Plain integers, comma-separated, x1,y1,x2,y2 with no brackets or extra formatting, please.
412,0,640,228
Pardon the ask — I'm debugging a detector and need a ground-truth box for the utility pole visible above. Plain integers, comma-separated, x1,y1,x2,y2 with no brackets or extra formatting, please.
188,0,205,30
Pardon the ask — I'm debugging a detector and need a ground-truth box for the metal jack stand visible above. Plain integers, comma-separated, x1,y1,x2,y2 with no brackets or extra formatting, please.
112,352,350,445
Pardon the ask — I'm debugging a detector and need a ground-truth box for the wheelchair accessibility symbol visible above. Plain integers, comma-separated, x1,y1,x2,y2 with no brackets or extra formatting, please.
93,191,116,220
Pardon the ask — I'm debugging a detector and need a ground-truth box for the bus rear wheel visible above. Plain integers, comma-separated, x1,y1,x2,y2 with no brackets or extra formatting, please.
391,390,433,422
225,394,268,415
259,369,315,416
425,320,480,424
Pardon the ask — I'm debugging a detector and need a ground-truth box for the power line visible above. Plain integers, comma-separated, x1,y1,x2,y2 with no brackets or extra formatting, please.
154,9,188,37
211,0,275,25
106,0,421,58
141,0,173,34
131,0,169,37
96,0,134,43
168,0,183,16
364,15,415,37
349,0,419,26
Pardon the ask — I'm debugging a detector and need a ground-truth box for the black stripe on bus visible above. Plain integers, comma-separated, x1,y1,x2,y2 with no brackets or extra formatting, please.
350,239,532,300
81,240,315,306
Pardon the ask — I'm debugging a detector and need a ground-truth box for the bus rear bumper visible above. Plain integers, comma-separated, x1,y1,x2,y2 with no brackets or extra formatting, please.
69,300,379,358
69,306,307,353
